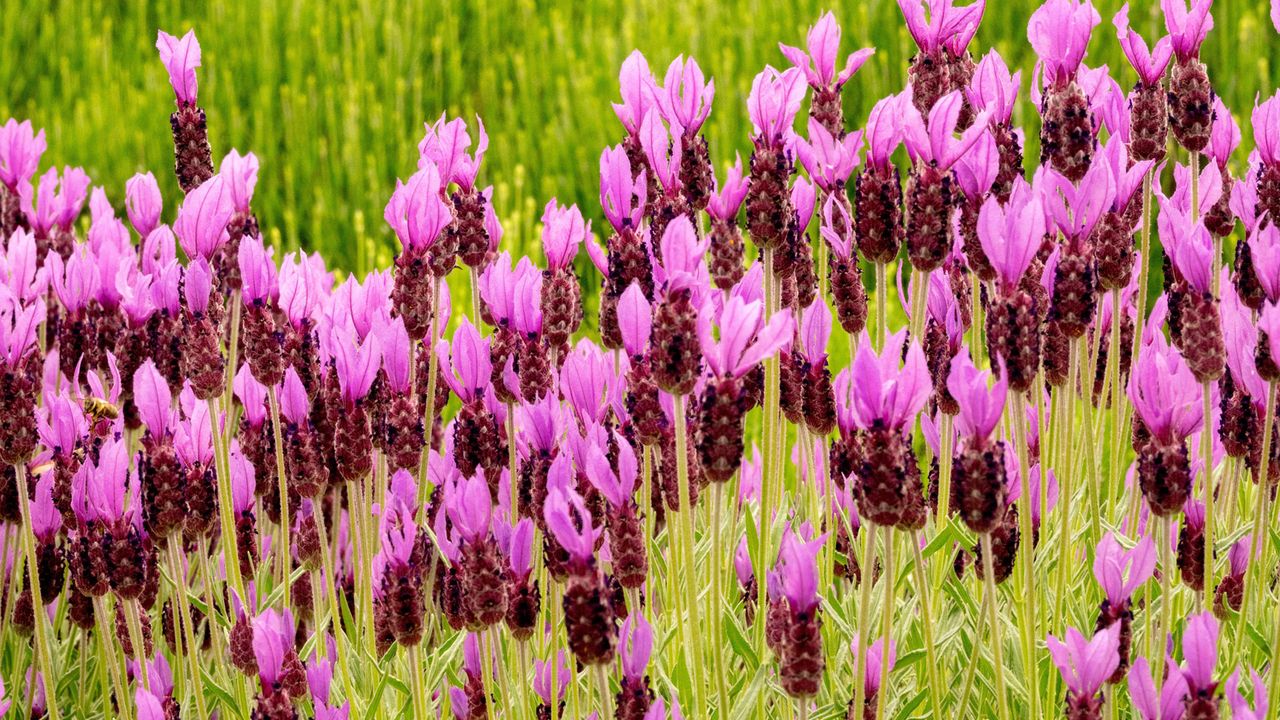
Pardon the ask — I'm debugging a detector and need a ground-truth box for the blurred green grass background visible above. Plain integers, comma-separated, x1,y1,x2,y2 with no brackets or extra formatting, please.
4,0,1277,272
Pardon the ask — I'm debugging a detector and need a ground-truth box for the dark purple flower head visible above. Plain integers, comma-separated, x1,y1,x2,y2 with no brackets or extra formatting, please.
0,118,46,190
1046,624,1121,699
777,527,825,613
978,175,1047,291
619,613,653,681
1225,668,1268,720
898,0,985,55
779,12,875,90
967,50,1021,124
947,349,1007,441
238,233,278,306
174,174,233,262
1113,4,1173,86
1128,656,1189,720
1028,0,1101,87
796,119,862,192
847,330,931,430
1127,331,1202,444
599,145,647,232
697,294,792,378
901,90,992,171
384,162,452,255
1162,0,1213,61
1092,532,1156,606
418,113,488,192
542,199,589,271
613,50,659,136
1180,611,1219,693
437,318,491,404
747,66,806,149
124,172,163,238
155,30,201,106
654,55,715,136
543,458,602,563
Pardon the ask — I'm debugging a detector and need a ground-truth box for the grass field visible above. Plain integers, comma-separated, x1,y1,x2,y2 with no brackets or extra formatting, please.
4,0,1277,272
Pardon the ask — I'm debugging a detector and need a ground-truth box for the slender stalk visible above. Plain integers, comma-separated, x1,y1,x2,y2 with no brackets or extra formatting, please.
123,599,151,690
875,526,896,720
910,532,944,720
875,262,888,350
16,465,61,720
850,522,877,720
755,247,778,658
1131,174,1154,373
1053,339,1079,631
1200,383,1214,607
168,540,210,720
550,579,561,720
311,499,351,691
641,444,655,624
981,533,1011,720
409,643,430,719
1236,381,1276,652
209,395,247,605
417,277,442,514
1106,290,1125,506
594,664,614,718
673,393,706,718
1155,516,1176,693
94,595,131,720
267,386,292,609
935,415,953,530
711,482,729,716
507,402,518,524
1011,391,1038,717
470,264,483,326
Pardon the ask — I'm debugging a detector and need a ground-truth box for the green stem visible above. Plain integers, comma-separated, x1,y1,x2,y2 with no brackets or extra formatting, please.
416,277,442,514
711,482,729,716
1236,381,1275,655
1012,391,1038,718
94,596,131,720
209,394,246,605
409,642,430,719
312,498,351,693
123,599,151,690
168,540,210,720
673,393,706,718
267,386,292,609
875,262,887,351
594,663,614,718
1130,174,1154,383
1200,383,1215,608
981,533,1011,720
850,524,876,720
875,527,896,720
16,465,61,720
911,532,944,720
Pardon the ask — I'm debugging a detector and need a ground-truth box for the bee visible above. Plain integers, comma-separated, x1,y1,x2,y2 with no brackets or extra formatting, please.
83,397,120,423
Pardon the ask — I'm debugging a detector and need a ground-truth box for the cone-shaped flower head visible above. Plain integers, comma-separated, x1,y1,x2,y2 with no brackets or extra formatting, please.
156,30,201,106
1028,0,1101,87
779,12,875,90
1046,624,1121,700
1092,532,1156,606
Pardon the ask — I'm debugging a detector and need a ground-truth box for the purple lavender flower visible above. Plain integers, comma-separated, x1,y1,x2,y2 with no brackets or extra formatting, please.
1046,624,1121,718
155,30,201,106
1225,668,1268,720
1128,656,1189,720
779,12,873,133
